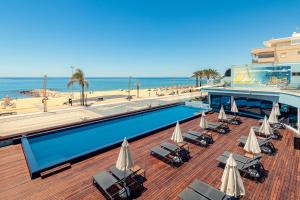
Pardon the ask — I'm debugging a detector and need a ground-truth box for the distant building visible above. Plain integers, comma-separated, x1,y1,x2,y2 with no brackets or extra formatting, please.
251,32,300,64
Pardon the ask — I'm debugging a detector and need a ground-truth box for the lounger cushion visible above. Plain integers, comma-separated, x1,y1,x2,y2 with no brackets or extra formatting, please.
93,171,118,191
151,146,170,157
160,142,179,152
109,166,132,180
179,188,208,200
189,180,226,200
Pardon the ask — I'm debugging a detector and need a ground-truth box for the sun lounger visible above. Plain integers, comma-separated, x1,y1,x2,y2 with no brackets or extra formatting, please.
251,125,281,140
239,136,276,155
93,171,125,199
259,118,285,129
182,132,208,147
160,142,190,161
206,122,229,134
150,146,182,166
189,179,229,200
219,114,241,125
221,151,262,163
179,179,229,200
160,142,180,152
188,131,214,144
109,166,132,180
217,151,265,181
179,188,209,200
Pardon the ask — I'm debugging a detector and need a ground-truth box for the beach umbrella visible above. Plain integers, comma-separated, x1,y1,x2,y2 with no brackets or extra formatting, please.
202,111,206,117
268,107,278,124
218,106,227,120
231,100,239,113
171,121,184,143
274,103,281,116
116,138,134,171
199,112,208,129
244,128,261,154
220,154,245,197
259,116,272,136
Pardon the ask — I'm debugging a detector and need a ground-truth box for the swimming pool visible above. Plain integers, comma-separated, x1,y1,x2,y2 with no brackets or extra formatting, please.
22,104,206,178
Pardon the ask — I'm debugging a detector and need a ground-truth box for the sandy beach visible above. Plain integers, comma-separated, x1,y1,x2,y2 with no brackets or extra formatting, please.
0,86,200,114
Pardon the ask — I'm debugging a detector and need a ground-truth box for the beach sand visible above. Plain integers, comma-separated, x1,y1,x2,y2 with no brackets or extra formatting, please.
0,87,200,114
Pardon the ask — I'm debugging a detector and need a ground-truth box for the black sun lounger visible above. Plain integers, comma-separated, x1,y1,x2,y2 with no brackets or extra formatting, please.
217,151,265,181
219,115,241,125
179,179,229,200
189,179,229,200
160,142,190,162
160,142,180,153
109,166,132,180
93,171,124,200
222,151,262,163
239,136,276,155
179,188,209,200
150,146,182,166
182,132,208,147
207,122,229,134
189,131,214,144
251,125,281,140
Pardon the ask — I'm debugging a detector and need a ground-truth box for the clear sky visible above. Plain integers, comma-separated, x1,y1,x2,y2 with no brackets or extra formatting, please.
0,0,299,77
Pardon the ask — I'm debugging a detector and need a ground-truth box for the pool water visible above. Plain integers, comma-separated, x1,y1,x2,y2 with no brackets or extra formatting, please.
22,104,205,177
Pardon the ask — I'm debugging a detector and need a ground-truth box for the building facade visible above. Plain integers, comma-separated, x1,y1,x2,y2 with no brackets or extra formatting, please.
202,33,300,135
251,32,300,64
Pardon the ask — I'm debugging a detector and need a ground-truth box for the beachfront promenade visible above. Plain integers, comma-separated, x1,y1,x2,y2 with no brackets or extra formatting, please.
0,92,202,138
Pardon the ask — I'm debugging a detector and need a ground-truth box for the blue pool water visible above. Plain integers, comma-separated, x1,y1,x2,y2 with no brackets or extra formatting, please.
22,105,205,177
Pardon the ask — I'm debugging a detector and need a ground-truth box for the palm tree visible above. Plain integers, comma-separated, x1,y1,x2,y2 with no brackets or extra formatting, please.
192,71,199,87
209,69,220,80
67,69,89,106
197,70,205,87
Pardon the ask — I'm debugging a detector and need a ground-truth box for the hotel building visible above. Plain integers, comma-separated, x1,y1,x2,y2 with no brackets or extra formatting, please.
203,33,300,136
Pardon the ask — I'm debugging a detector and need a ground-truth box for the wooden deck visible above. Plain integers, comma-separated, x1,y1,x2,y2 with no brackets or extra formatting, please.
0,113,299,200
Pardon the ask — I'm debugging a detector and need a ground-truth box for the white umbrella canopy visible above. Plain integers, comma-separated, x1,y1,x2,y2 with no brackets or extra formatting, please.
259,116,272,136
171,121,184,143
268,107,278,124
244,128,261,154
218,106,227,120
202,111,206,117
200,113,208,129
274,103,281,116
220,154,245,197
116,138,134,171
231,101,239,113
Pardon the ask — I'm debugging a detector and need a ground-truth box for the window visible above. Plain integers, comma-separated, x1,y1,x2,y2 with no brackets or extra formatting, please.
210,95,231,110
280,103,298,129
235,97,273,117
258,53,274,58
292,72,300,76
297,51,300,55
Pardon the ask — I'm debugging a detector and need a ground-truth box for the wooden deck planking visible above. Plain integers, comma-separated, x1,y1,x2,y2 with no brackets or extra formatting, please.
0,113,299,200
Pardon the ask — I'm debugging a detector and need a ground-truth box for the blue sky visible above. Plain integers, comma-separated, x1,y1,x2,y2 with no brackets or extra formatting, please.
0,0,299,77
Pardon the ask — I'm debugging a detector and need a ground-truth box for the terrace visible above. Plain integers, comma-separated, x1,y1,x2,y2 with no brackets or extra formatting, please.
0,113,299,199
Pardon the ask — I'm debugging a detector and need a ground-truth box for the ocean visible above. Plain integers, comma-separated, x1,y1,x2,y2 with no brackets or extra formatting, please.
0,77,199,99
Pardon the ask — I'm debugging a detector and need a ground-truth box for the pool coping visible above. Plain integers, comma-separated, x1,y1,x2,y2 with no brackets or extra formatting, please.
20,102,206,178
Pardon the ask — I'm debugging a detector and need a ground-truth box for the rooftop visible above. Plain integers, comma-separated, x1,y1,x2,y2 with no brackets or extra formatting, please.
0,113,299,199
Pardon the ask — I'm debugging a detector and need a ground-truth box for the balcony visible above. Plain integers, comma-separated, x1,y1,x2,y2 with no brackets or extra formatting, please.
253,57,275,63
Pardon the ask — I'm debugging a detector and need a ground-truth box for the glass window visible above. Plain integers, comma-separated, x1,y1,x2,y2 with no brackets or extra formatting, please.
279,103,298,129
210,95,231,110
234,97,272,117
211,95,220,109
